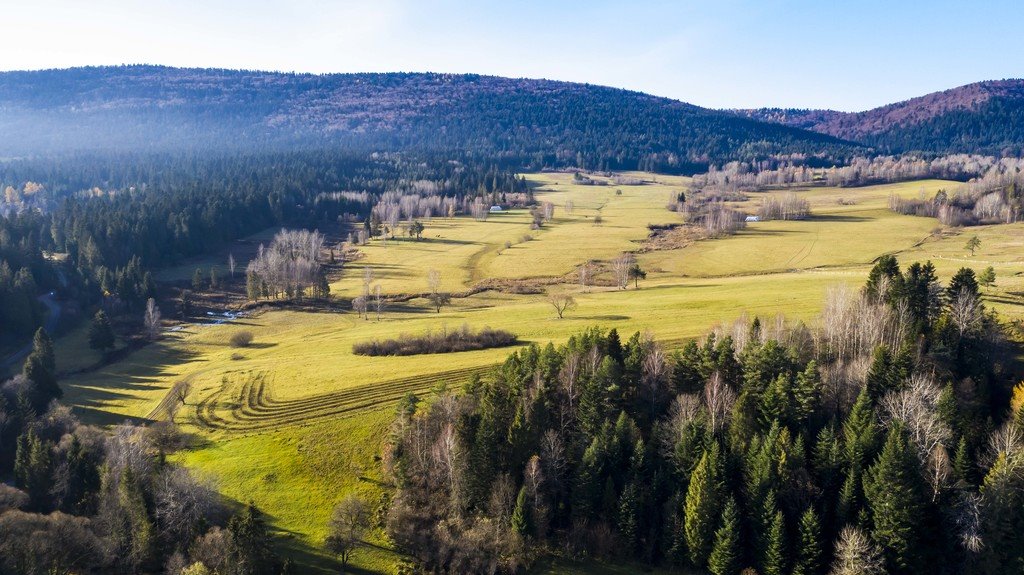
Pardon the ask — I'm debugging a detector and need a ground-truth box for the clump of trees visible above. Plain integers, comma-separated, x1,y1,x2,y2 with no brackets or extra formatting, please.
758,192,811,221
245,229,328,301
383,256,1020,574
353,325,516,356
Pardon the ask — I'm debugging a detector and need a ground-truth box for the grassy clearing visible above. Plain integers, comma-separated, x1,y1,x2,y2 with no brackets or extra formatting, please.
56,173,1024,573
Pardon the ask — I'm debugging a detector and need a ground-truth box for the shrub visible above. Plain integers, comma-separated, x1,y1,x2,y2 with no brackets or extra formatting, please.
229,331,254,348
353,325,517,356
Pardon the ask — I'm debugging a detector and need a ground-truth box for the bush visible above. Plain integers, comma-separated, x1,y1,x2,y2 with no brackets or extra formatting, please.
229,331,254,348
353,325,517,356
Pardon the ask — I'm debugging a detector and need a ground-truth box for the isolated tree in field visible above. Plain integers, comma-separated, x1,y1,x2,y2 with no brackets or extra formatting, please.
171,380,191,407
179,289,193,318
192,268,205,291
88,310,115,356
978,266,995,287
426,269,450,312
628,263,647,289
612,254,634,289
578,262,592,291
228,253,236,278
965,235,981,256
374,285,384,321
352,295,368,319
406,220,425,240
325,494,370,570
548,292,577,319
209,267,219,290
144,298,162,340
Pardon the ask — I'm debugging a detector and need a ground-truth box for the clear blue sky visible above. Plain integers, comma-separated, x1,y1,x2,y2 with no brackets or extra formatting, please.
3,0,1022,111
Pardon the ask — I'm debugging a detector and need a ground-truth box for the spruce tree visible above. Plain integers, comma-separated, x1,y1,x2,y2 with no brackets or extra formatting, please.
708,497,742,575
511,486,530,538
793,507,823,575
684,442,724,567
88,310,116,355
762,509,787,575
863,423,926,574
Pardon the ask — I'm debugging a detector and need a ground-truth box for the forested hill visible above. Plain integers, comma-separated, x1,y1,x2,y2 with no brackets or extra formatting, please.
0,65,863,172
738,79,1024,156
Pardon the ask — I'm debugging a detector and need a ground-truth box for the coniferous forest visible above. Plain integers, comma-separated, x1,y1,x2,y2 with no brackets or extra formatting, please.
385,258,1022,575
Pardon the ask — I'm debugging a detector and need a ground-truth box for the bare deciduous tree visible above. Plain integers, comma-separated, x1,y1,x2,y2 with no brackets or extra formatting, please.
704,372,736,434
228,253,236,279
325,494,370,569
612,254,634,289
548,292,577,319
829,526,886,575
246,229,325,301
144,298,162,341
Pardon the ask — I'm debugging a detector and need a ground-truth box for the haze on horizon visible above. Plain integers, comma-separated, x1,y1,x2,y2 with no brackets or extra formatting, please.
3,0,1024,112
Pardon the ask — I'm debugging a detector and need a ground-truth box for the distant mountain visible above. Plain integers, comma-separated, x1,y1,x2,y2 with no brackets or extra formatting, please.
0,65,863,172
737,80,1024,155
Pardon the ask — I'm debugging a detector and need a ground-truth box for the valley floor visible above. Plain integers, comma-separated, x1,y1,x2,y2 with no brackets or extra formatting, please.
57,172,1024,573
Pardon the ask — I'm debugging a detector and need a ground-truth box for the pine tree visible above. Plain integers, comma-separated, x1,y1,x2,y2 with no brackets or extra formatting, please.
793,507,823,575
229,502,276,573
708,497,742,575
685,442,724,567
952,436,973,485
14,429,53,511
863,423,926,574
865,346,895,400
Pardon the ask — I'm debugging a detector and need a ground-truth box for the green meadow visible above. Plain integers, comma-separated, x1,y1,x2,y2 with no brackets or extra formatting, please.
56,172,1024,573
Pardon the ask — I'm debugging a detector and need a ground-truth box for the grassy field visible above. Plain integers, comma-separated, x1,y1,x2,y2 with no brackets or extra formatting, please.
55,173,1024,573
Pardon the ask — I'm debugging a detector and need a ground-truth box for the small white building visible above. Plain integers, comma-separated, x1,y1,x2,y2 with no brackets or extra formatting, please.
745,215,760,222
489,205,504,213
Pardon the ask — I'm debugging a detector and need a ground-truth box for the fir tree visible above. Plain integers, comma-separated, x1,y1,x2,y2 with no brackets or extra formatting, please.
511,486,531,538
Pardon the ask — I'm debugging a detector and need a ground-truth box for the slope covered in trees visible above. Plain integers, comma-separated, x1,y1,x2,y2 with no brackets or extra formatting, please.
385,257,1022,574
737,80,1024,155
0,66,864,172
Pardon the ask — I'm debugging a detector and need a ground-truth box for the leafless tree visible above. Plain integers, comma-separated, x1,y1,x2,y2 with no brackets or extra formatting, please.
829,526,887,575
927,444,953,502
704,372,736,434
578,262,592,291
153,467,217,545
542,201,555,222
374,285,384,321
558,351,582,434
880,373,952,463
540,430,567,494
352,295,368,319
949,290,983,340
612,254,634,289
548,292,577,319
246,229,325,300
171,380,191,407
228,253,236,278
144,298,162,341
564,199,575,215
326,494,371,570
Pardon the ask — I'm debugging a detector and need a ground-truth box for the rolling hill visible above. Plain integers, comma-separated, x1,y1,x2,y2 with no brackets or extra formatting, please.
738,79,1024,155
0,65,862,172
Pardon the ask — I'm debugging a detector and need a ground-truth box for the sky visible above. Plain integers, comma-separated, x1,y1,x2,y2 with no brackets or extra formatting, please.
2,0,1023,111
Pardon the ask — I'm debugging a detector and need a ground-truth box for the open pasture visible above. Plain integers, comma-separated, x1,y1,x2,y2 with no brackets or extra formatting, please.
57,173,1024,572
